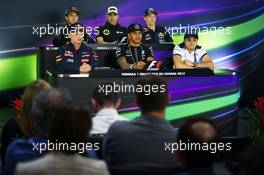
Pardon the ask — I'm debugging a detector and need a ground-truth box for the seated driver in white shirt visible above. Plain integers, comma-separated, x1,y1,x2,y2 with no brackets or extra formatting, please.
173,31,214,69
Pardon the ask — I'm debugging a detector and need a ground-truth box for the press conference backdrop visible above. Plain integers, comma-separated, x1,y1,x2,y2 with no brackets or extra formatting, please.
0,0,264,106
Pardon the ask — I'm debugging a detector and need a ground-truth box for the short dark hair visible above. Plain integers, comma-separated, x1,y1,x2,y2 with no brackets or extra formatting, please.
184,30,199,40
177,118,219,166
19,79,50,138
92,83,119,106
136,75,168,113
32,88,72,134
48,103,92,155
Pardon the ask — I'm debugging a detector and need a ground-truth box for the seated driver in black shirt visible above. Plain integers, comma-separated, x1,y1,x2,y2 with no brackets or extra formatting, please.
96,6,127,44
116,23,154,70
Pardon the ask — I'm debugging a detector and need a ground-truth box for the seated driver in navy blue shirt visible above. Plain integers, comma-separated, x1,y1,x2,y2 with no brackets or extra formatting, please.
55,23,98,73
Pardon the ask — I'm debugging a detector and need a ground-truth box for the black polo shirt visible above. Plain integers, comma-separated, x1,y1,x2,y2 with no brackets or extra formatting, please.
97,22,127,43
116,43,154,64
142,25,173,44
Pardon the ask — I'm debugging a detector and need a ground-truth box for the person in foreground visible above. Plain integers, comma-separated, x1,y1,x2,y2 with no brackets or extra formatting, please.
1,80,50,168
14,104,109,175
4,88,72,175
239,136,264,175
176,118,230,175
103,75,178,174
91,83,127,134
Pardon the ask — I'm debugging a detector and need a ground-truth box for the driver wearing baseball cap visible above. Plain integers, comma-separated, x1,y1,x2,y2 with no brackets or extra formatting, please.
142,8,173,44
96,6,127,44
116,23,154,70
52,6,95,47
173,30,214,69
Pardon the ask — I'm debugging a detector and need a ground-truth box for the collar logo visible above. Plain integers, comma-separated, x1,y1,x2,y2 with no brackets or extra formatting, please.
146,33,151,38
158,32,165,37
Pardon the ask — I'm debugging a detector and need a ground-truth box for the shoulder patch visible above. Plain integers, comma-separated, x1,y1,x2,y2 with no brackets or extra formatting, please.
55,55,63,62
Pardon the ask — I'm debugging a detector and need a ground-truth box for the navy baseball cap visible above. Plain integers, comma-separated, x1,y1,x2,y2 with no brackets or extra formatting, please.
144,8,158,16
65,6,80,16
127,23,143,33
184,30,199,39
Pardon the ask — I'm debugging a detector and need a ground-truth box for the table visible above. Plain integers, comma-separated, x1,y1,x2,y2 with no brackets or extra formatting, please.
47,69,239,134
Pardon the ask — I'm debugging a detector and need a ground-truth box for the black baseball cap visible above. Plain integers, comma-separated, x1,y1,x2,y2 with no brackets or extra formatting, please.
65,6,80,16
184,30,199,39
127,23,143,34
144,8,158,16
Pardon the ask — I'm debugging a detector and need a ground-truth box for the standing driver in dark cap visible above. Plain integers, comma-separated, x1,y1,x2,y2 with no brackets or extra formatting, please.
96,6,127,44
53,6,95,47
142,8,173,44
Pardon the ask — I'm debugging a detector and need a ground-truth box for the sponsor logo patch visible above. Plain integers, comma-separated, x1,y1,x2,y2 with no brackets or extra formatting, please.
103,29,110,36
